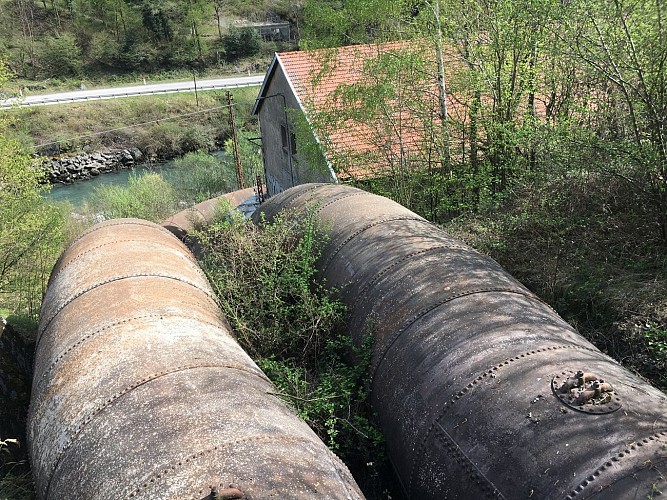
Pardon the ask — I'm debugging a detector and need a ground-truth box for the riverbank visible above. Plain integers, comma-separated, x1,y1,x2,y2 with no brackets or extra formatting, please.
39,148,144,184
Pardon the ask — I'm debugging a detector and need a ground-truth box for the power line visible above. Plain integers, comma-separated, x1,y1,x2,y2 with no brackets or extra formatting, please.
32,104,233,149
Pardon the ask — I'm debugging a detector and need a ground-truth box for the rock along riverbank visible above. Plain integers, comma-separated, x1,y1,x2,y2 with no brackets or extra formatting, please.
40,148,145,184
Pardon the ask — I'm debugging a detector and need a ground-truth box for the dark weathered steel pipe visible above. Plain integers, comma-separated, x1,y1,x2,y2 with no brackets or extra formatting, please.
29,218,363,500
255,183,667,499
161,187,258,239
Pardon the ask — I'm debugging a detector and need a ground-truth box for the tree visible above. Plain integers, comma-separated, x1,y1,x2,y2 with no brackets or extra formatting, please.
568,0,667,239
0,61,67,317
223,27,261,61
38,33,83,76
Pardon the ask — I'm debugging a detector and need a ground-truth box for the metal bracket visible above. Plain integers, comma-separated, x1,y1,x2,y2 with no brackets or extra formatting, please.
552,370,622,414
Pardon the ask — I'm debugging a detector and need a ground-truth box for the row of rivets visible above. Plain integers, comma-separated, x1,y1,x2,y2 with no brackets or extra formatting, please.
565,431,667,499
351,244,472,310
39,273,216,341
126,434,314,498
370,288,547,384
48,363,269,482
408,345,595,491
321,216,427,274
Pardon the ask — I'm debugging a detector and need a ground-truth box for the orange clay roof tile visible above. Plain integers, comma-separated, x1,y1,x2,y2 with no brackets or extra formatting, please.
275,42,445,179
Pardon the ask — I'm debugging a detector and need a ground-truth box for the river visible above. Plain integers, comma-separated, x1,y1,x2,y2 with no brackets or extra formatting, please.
44,163,177,208
43,151,227,208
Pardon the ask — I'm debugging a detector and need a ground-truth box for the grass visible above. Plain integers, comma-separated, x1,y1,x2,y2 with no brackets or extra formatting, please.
82,172,178,223
3,86,259,156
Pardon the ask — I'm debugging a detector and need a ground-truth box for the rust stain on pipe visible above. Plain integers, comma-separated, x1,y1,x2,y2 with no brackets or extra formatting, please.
29,218,363,500
255,184,667,500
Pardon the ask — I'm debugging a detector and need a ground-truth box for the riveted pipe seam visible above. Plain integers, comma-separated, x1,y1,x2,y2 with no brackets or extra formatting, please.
44,363,276,497
48,238,200,285
31,218,364,500
254,183,324,221
61,362,272,442
320,216,427,274
369,288,572,383
433,420,505,499
565,433,667,499
32,312,230,397
37,273,217,346
405,344,618,491
352,244,472,305
125,435,351,500
48,220,180,286
313,192,370,215
31,310,268,467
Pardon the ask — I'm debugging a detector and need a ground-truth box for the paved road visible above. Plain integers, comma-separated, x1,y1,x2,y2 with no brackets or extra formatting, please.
0,75,264,108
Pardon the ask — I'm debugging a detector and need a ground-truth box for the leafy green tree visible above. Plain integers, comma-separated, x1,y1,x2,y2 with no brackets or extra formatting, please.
223,27,262,61
301,0,407,48
38,33,83,77
567,0,667,239
0,61,68,318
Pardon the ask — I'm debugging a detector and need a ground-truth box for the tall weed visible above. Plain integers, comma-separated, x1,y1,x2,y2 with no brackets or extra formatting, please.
197,209,344,362
84,172,177,222
195,208,392,495
166,151,236,203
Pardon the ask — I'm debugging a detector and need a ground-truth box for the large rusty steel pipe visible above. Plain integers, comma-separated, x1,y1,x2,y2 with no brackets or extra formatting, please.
255,184,667,499
29,218,363,500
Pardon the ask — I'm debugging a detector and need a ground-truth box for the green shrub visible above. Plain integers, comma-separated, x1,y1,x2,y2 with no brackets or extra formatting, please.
84,172,177,222
0,125,69,319
38,34,83,77
136,122,187,159
136,122,216,160
166,151,235,203
223,28,261,61
181,124,215,153
197,209,345,361
195,208,389,492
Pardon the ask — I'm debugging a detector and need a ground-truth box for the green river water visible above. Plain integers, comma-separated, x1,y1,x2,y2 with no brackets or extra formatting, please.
43,163,177,208
43,151,228,208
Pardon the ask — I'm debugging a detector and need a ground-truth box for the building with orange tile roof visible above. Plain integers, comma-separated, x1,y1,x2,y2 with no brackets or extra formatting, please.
252,41,453,196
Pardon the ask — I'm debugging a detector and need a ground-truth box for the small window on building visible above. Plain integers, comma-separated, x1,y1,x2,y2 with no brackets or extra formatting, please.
281,123,297,155
281,124,288,152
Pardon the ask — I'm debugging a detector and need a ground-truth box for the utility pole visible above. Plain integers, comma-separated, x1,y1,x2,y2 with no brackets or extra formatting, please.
192,70,199,107
226,91,244,189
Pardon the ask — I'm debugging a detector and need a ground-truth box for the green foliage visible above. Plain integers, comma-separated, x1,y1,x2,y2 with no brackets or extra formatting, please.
643,321,667,387
84,172,178,222
9,91,238,156
445,170,667,391
195,207,388,489
222,27,262,61
223,129,264,188
166,151,235,203
0,111,69,318
38,33,83,77
0,0,283,80
197,209,345,361
135,122,214,159
258,334,383,455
